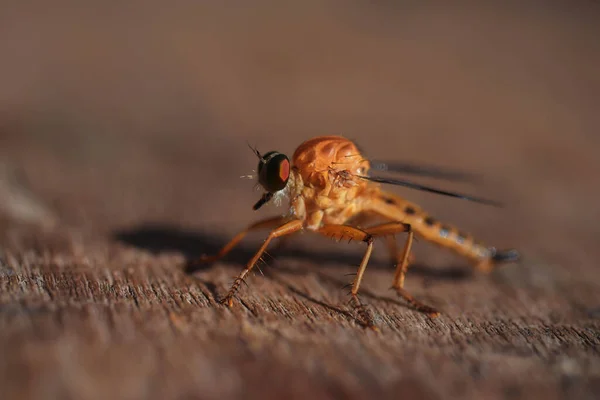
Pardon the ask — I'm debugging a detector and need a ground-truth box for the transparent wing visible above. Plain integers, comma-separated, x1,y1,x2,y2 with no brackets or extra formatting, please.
358,175,502,207
368,159,481,183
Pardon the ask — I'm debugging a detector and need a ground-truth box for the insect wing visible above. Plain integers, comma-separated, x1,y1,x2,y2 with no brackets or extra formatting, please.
368,159,481,183
358,175,502,207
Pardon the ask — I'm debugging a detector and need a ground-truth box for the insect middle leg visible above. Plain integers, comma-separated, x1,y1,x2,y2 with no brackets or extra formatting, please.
221,219,303,307
315,224,376,326
316,222,410,327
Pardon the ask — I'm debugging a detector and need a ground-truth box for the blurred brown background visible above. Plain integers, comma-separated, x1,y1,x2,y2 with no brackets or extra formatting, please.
1,2,599,400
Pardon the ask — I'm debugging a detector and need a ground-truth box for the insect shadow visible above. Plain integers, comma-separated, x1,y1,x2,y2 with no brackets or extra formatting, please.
112,223,472,282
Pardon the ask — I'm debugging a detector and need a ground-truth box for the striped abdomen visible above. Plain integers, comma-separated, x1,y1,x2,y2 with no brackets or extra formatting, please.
365,189,518,270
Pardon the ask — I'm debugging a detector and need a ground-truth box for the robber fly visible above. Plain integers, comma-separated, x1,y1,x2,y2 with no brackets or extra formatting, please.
197,135,519,326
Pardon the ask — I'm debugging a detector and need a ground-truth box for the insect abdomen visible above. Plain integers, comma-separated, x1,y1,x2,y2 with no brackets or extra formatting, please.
413,213,490,261
371,191,496,267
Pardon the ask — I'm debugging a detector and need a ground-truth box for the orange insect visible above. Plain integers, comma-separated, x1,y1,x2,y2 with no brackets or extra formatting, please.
197,135,519,326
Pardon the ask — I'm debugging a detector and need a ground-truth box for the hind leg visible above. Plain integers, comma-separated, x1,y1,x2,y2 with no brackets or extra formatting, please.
316,222,412,328
382,229,440,317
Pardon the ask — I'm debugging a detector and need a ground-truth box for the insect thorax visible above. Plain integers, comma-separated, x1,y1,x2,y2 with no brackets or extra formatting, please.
291,136,370,189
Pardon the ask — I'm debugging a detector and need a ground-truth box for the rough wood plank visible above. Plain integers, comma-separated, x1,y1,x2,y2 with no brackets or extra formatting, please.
1,2,600,400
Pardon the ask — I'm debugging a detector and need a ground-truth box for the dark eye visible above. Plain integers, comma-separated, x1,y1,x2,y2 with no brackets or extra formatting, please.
258,151,290,193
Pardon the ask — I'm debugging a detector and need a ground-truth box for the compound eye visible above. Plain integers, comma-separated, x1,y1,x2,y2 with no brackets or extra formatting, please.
258,152,290,193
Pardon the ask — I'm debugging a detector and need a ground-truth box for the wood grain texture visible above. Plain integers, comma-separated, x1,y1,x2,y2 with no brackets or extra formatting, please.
1,229,599,400
1,2,600,400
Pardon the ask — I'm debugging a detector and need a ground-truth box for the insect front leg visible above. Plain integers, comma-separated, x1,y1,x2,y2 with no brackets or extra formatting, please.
191,216,291,266
221,219,303,307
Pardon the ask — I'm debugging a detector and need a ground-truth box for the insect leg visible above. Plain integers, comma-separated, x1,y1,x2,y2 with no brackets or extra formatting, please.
391,229,413,289
315,224,377,328
390,231,440,317
353,222,412,283
358,223,438,317
383,235,415,272
194,216,290,264
221,219,303,307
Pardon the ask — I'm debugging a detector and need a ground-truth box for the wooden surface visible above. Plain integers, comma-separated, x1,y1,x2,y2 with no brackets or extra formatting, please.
1,2,600,400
